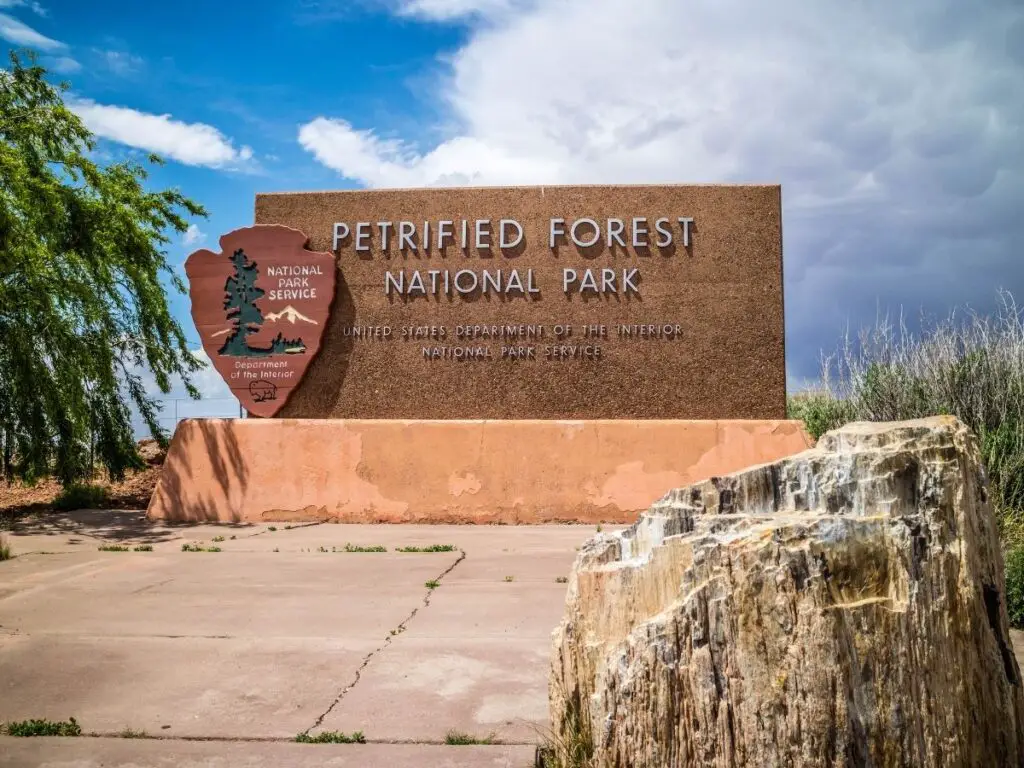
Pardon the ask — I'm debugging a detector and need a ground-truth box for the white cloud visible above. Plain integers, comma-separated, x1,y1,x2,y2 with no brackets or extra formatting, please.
182,350,233,402
71,99,254,169
298,0,1024,378
182,224,206,247
45,55,80,73
131,349,240,438
96,49,143,76
298,117,546,187
0,0,47,16
396,0,515,21
0,11,63,49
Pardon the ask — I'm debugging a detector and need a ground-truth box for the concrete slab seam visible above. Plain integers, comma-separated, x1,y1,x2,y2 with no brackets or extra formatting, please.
0,733,539,746
301,548,468,736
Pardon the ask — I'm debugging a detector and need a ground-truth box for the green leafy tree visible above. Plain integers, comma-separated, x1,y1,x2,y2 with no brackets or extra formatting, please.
0,51,207,485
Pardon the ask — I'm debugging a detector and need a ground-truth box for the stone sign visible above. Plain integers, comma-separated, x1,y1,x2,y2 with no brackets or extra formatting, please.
184,226,336,416
233,184,783,419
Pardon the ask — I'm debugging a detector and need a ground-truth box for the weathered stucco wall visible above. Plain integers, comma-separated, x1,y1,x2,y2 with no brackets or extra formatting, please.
146,418,811,524
253,184,786,420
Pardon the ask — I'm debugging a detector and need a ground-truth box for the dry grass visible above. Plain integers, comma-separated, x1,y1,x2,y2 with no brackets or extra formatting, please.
794,290,1024,545
534,684,595,768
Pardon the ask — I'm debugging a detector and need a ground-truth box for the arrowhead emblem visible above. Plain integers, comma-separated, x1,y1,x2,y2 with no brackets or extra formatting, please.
185,225,336,417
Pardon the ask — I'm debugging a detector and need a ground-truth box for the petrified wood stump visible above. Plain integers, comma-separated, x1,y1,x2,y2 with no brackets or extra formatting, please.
550,417,1024,767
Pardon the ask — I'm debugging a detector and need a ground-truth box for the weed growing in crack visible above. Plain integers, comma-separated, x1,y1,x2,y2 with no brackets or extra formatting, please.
445,729,497,745
343,543,387,553
395,544,457,553
0,534,12,561
97,544,130,552
268,526,277,532
504,576,515,582
181,543,221,553
133,545,153,552
119,727,148,738
230,535,236,540
596,524,603,533
211,536,225,543
318,546,329,553
295,730,365,744
425,579,441,589
6,718,81,737
556,576,568,584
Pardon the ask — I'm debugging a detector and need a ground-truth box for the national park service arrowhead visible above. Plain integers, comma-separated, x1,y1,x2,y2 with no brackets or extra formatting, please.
185,225,336,417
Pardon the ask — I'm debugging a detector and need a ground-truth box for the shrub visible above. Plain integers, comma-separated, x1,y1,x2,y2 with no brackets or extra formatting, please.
786,392,855,442
1005,545,1024,630
53,483,109,512
794,292,1024,542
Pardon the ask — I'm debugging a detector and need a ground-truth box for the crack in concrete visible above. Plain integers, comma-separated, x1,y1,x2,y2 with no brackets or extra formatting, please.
130,577,175,595
70,732,536,746
247,521,324,540
301,548,468,736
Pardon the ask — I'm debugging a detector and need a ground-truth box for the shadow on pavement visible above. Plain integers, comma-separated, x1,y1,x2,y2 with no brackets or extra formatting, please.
5,508,258,545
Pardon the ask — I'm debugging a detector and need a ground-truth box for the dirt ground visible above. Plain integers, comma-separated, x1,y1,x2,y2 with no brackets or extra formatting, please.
0,440,164,520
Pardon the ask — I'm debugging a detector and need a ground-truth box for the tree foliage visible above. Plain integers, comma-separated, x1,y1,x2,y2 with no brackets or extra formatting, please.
0,51,206,485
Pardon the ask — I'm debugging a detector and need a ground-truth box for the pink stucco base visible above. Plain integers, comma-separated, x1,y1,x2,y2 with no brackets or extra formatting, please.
146,419,812,524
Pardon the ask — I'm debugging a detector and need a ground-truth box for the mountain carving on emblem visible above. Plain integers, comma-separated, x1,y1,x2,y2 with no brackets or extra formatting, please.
265,305,319,325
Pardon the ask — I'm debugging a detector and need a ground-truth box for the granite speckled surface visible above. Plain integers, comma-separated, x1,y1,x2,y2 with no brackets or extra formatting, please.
254,184,784,420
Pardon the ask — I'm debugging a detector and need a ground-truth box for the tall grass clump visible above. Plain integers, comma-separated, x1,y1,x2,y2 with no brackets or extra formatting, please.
1005,546,1024,629
535,682,595,768
794,291,1024,545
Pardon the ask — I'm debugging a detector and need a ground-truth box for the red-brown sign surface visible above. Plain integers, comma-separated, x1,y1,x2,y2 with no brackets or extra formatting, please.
185,225,336,417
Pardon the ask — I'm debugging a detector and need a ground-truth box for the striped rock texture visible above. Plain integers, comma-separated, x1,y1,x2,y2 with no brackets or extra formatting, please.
550,417,1024,767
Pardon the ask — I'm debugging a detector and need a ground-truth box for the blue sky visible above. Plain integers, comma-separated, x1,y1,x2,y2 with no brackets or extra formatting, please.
0,0,469,354
3,0,1024,426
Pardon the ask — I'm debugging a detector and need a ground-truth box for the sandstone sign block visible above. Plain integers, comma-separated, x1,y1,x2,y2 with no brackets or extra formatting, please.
254,185,785,420
550,417,1024,767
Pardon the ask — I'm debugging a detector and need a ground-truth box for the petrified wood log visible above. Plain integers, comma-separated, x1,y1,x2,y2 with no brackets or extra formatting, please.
550,417,1024,767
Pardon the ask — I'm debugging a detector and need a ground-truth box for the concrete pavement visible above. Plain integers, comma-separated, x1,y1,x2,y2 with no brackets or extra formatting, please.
0,738,534,767
0,511,609,767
